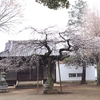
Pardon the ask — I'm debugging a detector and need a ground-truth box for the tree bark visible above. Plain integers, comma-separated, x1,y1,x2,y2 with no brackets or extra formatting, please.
81,65,87,84
97,63,100,85
46,57,55,89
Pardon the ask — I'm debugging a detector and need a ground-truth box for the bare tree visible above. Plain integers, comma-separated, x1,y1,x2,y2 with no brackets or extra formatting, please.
0,0,23,33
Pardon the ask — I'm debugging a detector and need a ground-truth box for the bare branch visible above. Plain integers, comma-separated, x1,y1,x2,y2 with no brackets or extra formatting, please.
0,0,23,33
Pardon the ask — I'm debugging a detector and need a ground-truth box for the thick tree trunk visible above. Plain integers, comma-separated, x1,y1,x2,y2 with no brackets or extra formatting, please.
97,63,100,85
81,65,87,84
43,57,57,93
47,65,54,89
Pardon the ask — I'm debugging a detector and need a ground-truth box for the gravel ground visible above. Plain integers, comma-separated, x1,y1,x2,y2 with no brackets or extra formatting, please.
0,83,100,100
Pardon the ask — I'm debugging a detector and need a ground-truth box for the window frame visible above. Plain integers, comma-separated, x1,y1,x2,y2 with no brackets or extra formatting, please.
69,73,76,77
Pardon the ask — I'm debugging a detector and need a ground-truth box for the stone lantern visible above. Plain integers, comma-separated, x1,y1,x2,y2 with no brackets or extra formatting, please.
0,66,8,92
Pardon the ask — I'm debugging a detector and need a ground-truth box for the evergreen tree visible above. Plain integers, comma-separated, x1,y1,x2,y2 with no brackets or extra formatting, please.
35,0,70,9
68,0,87,28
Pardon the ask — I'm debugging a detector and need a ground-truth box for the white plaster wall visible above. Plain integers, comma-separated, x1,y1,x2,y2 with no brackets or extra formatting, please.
56,63,97,82
86,66,96,81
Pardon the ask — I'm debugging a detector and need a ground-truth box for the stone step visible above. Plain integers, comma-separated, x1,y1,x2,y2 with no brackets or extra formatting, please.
15,81,43,88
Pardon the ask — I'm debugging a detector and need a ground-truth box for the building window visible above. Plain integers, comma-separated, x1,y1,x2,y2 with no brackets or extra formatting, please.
69,73,76,77
77,73,82,77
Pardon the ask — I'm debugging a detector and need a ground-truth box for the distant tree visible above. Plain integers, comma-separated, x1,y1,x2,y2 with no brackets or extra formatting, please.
35,0,70,9
67,0,87,84
83,8,100,85
83,10,100,38
91,52,100,85
0,0,22,33
64,36,94,84
68,0,87,29
71,36,100,85
86,36,100,85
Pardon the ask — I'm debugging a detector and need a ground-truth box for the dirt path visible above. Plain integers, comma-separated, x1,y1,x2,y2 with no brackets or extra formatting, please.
0,84,100,100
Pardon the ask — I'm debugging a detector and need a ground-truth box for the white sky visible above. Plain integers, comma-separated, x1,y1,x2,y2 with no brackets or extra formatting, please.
0,0,99,52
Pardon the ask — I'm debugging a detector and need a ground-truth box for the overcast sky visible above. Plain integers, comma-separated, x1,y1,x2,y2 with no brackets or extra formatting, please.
0,0,99,52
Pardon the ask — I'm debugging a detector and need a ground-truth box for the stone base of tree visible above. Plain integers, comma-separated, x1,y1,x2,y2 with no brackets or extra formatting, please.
43,89,59,94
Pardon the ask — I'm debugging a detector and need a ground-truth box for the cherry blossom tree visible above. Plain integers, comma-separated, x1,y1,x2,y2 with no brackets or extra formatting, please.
82,8,100,85
0,26,78,93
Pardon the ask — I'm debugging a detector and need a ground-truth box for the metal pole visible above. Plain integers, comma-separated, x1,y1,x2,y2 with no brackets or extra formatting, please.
37,57,39,94
58,60,62,92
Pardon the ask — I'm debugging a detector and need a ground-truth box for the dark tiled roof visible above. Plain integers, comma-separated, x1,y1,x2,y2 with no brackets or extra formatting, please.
0,40,60,57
